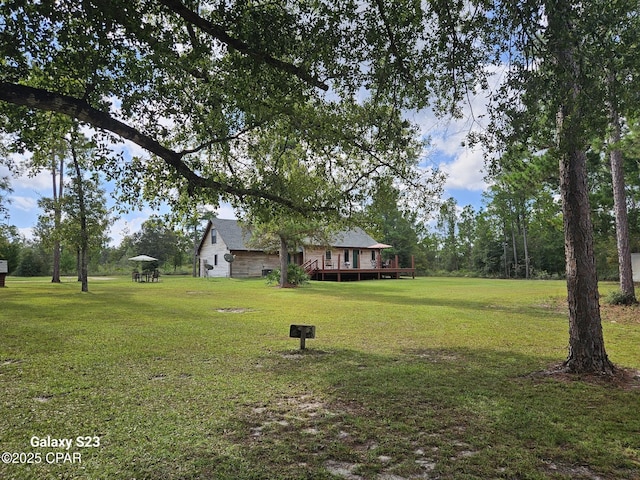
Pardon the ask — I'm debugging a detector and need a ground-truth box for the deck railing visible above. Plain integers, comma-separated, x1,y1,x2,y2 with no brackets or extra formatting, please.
302,259,319,275
321,254,410,270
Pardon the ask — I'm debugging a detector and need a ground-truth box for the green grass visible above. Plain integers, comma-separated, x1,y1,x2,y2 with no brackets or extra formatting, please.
0,276,638,479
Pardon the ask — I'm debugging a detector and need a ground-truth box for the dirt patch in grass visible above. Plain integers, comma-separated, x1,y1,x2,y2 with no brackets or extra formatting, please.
1,358,23,366
542,460,608,480
279,349,331,359
33,395,53,403
540,296,640,325
536,299,568,314
235,392,488,479
273,283,299,289
216,308,253,313
406,348,462,363
530,363,640,390
601,303,640,325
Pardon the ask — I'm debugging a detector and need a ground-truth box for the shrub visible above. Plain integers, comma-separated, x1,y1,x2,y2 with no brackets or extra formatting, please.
605,289,638,306
14,248,48,277
266,264,309,286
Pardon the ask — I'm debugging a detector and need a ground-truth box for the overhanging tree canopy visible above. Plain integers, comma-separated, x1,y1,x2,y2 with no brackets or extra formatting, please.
0,0,463,218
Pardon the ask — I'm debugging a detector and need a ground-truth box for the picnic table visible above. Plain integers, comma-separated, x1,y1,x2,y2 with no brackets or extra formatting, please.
132,270,160,282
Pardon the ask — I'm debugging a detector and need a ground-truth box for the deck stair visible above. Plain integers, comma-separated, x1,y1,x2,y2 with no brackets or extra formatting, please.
302,259,319,275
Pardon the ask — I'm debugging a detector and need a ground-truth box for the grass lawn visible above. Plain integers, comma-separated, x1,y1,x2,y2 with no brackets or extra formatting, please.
0,276,638,479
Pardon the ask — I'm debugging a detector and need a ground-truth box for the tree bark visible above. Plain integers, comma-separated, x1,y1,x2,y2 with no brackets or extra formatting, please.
51,154,63,283
192,222,199,278
279,235,289,287
511,220,518,277
503,230,508,278
550,0,615,374
71,141,89,292
608,92,636,302
558,142,614,374
522,214,530,279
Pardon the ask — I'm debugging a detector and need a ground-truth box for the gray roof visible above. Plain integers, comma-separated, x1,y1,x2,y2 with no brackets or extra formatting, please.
211,218,256,251
203,218,379,252
329,228,378,248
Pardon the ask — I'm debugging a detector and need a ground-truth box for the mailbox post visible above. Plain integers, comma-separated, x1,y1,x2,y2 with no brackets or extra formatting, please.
289,325,316,350
0,260,7,287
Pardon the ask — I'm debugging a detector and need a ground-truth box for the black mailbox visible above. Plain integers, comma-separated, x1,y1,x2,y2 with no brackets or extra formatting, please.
289,325,315,350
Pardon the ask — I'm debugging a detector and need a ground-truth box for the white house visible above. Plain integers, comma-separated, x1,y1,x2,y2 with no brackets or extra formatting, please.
196,218,279,278
196,218,392,279
632,253,640,282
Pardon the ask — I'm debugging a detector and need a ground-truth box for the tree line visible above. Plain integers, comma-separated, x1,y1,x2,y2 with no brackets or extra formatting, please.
0,212,193,279
366,117,640,281
5,134,639,285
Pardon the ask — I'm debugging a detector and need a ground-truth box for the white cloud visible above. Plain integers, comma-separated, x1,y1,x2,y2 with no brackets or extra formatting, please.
212,203,237,219
2,153,52,192
198,202,238,219
17,227,34,241
106,203,238,247
120,138,149,161
438,146,487,191
413,65,507,197
420,109,490,194
11,196,38,212
107,209,156,247
18,176,51,194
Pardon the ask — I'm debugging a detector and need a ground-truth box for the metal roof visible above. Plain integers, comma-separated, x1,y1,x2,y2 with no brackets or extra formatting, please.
329,228,378,248
202,218,379,252
211,218,256,251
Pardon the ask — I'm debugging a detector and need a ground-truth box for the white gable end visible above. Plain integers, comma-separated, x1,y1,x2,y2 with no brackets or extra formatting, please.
199,223,232,277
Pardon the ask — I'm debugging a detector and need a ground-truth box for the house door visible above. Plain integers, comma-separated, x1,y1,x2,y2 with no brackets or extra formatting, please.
353,249,359,268
288,253,302,265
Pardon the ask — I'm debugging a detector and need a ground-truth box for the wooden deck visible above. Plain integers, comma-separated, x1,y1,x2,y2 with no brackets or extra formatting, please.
310,266,415,281
305,255,416,282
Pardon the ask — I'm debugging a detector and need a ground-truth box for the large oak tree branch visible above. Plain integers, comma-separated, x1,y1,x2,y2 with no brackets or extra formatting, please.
0,82,331,213
156,0,329,91
373,0,412,82
1,83,193,176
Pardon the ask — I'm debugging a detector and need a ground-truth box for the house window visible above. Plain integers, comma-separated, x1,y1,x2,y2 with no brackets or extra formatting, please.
325,250,332,260
211,229,217,244
344,249,349,262
371,251,376,261
214,254,218,266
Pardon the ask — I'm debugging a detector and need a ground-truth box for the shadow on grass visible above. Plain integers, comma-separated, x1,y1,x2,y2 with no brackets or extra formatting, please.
0,283,152,358
306,281,568,321
134,347,639,480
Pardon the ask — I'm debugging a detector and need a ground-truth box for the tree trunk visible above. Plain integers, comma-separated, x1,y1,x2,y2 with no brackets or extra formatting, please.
71,141,89,292
76,248,81,282
522,216,530,279
503,231,508,278
559,143,614,373
550,0,614,375
51,154,63,283
52,241,61,282
608,88,636,302
511,221,518,277
279,235,288,287
192,222,198,277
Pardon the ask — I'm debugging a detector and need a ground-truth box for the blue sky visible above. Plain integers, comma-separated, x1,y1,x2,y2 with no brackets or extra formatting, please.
2,98,489,246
